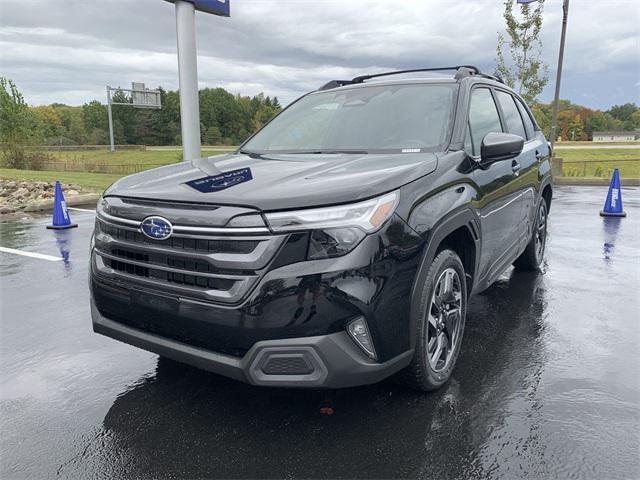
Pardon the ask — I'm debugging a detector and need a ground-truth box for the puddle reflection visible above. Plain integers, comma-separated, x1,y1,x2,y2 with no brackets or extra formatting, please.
602,216,622,263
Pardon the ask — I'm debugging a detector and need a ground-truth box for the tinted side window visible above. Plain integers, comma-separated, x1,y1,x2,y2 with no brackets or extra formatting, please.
466,88,503,157
495,90,526,139
515,98,536,139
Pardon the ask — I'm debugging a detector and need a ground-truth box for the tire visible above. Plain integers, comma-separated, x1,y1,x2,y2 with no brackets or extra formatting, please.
514,200,548,271
396,249,467,391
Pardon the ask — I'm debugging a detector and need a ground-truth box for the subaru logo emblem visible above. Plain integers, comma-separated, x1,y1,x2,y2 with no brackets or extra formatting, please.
140,216,173,240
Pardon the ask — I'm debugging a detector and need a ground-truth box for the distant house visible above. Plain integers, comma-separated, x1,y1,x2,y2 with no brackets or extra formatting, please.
592,131,640,142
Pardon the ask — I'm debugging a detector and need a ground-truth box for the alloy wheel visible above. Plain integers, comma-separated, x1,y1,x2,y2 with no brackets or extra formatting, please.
535,203,547,262
426,267,463,372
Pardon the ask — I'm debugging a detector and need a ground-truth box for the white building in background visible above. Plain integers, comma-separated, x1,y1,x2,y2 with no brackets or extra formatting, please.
592,131,640,142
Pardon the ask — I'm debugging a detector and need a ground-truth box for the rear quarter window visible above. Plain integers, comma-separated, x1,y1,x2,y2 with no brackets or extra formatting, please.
495,90,527,140
515,98,536,140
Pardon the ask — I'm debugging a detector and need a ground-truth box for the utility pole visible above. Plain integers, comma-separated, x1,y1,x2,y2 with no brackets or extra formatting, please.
550,0,569,153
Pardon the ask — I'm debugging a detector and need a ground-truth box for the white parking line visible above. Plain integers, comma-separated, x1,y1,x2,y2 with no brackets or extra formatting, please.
68,207,96,213
0,247,62,262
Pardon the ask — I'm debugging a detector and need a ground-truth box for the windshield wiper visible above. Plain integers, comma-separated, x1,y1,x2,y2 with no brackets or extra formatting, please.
239,149,263,158
287,150,369,155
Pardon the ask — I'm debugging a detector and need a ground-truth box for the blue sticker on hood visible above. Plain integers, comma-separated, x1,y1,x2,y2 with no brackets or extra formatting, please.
185,167,253,193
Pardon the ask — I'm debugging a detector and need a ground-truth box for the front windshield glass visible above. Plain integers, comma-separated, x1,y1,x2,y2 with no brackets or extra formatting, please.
242,83,457,154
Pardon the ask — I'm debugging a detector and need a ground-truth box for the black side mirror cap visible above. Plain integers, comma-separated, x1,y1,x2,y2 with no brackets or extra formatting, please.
480,132,524,165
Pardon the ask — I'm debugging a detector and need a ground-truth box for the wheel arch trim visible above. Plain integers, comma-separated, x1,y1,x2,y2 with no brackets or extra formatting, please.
408,207,480,349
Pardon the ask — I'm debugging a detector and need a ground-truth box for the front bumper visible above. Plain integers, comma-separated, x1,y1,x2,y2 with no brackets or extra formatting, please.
92,299,413,388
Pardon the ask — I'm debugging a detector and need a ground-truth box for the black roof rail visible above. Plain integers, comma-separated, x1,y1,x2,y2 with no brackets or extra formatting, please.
318,65,504,91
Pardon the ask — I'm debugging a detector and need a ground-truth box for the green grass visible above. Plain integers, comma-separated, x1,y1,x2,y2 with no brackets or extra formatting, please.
44,148,234,166
0,168,121,192
560,162,640,179
555,148,640,161
21,147,235,175
4,146,637,189
554,147,640,178
555,141,639,147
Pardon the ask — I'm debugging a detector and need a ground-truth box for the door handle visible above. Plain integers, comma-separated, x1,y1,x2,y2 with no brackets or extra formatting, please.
535,150,542,160
512,162,522,173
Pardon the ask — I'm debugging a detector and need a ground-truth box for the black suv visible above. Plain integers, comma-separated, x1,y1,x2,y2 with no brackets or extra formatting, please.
91,66,552,391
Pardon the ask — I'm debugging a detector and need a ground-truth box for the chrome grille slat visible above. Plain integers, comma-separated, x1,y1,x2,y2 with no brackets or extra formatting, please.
95,232,284,270
96,212,271,236
93,255,256,302
95,249,249,280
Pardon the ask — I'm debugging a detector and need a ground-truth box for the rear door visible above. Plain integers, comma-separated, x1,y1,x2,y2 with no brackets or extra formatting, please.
465,87,523,283
493,89,534,250
515,95,549,242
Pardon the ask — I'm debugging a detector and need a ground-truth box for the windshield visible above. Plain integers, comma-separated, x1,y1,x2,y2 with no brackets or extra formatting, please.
242,83,457,154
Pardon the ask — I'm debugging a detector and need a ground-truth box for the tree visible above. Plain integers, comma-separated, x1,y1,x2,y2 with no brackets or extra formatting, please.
495,0,549,104
31,105,62,142
151,89,181,146
530,102,552,138
82,100,108,144
111,90,136,144
0,77,39,167
56,106,86,144
607,103,639,130
585,111,622,139
203,125,222,145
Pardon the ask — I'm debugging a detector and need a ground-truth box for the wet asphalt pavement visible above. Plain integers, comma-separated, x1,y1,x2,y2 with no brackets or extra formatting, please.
1,186,639,480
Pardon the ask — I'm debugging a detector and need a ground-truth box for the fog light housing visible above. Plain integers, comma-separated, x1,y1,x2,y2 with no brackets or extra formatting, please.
347,317,377,360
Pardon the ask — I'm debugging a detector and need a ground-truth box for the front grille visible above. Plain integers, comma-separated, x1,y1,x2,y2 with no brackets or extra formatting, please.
107,249,150,277
92,198,286,304
99,223,259,254
104,247,236,291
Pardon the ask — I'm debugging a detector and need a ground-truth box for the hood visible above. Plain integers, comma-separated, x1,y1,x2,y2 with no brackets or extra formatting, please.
105,151,438,211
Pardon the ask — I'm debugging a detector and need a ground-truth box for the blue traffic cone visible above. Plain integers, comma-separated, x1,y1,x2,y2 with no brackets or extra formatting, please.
46,181,78,229
600,168,626,217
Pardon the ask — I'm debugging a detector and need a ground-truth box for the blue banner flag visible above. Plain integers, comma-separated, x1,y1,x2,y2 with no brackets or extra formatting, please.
165,0,230,17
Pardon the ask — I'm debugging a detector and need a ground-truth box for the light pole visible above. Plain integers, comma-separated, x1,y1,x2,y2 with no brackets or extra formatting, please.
549,0,570,153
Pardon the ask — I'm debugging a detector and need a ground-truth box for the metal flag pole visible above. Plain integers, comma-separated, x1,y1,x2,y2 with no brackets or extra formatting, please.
550,0,570,153
165,0,229,160
174,0,202,161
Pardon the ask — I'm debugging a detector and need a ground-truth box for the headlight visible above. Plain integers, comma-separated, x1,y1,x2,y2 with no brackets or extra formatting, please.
265,191,399,233
307,228,366,260
265,191,399,260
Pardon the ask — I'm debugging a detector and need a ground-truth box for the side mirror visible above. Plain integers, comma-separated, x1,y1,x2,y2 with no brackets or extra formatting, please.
480,132,524,165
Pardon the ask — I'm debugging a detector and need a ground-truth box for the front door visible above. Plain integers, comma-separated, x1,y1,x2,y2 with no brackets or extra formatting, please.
494,89,538,249
464,87,524,283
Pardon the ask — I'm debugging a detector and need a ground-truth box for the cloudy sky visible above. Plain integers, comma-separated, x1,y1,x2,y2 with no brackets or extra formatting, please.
1,0,638,110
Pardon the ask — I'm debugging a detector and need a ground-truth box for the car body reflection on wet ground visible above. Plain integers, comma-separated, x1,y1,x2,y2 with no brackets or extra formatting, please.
1,186,639,479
